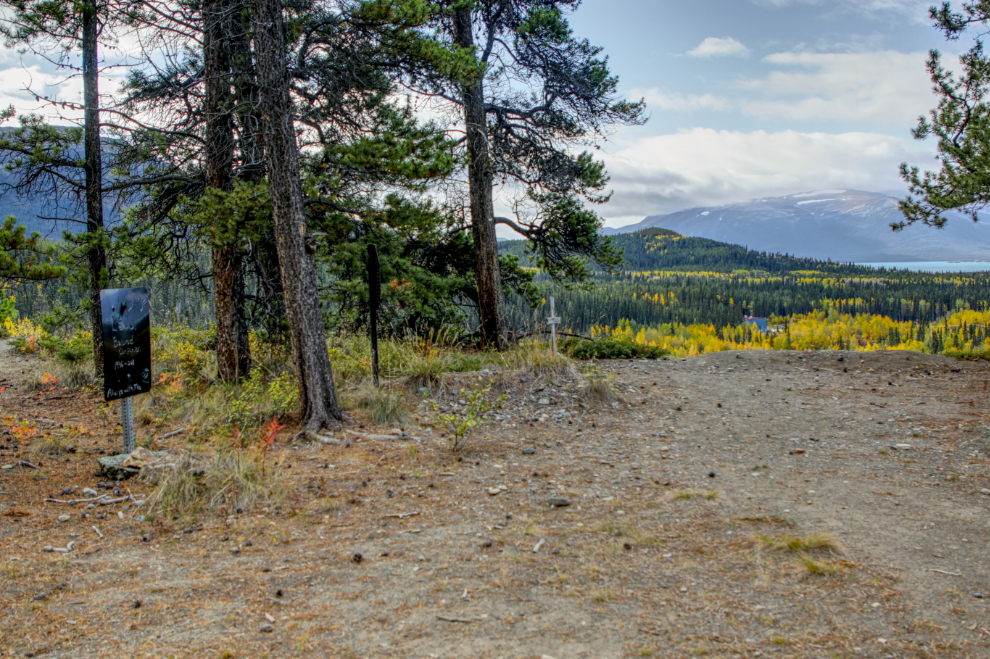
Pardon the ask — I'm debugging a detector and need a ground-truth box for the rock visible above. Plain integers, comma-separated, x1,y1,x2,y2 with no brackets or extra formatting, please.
81,488,98,497
42,546,54,553
892,444,912,450
487,487,501,496
980,489,990,496
1,464,13,470
521,448,536,455
57,515,71,523
259,623,274,634
30,592,47,602
975,593,984,599
482,540,493,548
548,498,571,507
538,398,550,405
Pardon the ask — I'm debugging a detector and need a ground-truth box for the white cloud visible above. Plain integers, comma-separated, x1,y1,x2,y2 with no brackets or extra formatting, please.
737,50,934,127
634,88,731,112
597,128,935,221
687,37,750,58
749,0,931,22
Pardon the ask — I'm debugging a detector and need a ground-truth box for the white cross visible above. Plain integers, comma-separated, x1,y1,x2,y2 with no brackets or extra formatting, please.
546,296,561,353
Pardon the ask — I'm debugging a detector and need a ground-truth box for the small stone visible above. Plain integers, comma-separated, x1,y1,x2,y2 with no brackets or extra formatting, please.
893,444,912,450
538,398,550,405
1,464,13,470
522,448,536,455
42,546,54,553
418,555,426,562
30,592,47,602
57,515,71,523
85,503,96,510
259,623,274,634
482,540,493,548
980,489,990,496
487,487,501,496
548,498,571,507
679,587,688,592
417,387,428,396
81,488,98,497
136,515,146,522
975,593,985,599
352,553,362,564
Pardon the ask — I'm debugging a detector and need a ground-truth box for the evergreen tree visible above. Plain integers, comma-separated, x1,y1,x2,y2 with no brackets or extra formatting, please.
415,0,644,347
899,2,990,228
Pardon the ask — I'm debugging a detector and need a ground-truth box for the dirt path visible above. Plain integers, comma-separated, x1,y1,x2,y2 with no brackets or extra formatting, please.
1,344,989,658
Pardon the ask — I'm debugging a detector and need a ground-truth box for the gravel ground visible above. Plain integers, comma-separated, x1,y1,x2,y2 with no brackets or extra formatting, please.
1,345,989,658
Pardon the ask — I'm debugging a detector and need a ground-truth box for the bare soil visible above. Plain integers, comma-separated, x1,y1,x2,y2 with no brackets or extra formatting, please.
2,343,989,658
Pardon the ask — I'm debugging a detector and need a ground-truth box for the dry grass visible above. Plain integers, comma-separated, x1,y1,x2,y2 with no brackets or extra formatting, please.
756,532,843,554
509,339,578,381
30,433,74,456
144,449,283,516
671,489,721,500
352,384,408,426
795,553,845,576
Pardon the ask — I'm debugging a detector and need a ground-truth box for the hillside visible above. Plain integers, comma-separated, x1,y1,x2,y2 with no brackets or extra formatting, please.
501,226,891,275
605,190,990,263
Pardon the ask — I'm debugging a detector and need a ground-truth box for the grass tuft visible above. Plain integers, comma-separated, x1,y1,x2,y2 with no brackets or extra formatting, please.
756,532,843,553
795,553,844,576
30,433,74,456
144,449,283,516
353,385,408,426
671,489,720,500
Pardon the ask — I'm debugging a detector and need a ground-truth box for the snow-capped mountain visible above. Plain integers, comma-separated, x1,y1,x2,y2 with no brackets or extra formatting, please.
606,190,990,262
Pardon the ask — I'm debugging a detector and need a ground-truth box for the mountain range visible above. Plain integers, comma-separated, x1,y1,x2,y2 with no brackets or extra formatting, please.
606,190,990,263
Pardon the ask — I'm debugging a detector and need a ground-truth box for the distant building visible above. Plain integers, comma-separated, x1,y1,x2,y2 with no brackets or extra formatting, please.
744,316,769,332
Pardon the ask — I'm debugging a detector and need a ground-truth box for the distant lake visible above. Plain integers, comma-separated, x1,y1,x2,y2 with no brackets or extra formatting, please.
857,261,990,273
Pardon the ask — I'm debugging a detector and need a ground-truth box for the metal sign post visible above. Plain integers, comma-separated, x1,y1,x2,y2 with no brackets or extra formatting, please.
100,287,151,454
546,296,561,354
367,245,382,388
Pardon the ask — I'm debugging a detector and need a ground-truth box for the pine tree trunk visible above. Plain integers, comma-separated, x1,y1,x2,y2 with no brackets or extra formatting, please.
82,2,107,378
453,7,507,349
205,0,251,382
252,0,343,430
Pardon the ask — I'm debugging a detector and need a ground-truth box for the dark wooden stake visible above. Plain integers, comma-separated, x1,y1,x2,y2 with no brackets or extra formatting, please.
368,244,382,388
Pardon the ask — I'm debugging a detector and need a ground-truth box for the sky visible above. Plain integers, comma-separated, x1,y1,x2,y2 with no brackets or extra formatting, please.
0,1,968,231
561,0,964,228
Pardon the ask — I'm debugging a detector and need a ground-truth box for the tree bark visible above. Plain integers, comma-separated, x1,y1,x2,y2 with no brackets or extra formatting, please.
82,2,107,378
205,0,251,382
252,0,343,430
452,7,507,349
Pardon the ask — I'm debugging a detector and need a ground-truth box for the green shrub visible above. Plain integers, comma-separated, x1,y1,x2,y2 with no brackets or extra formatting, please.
563,337,669,360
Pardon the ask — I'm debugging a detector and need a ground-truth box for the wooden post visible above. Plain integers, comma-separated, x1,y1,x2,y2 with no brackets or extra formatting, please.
368,244,381,388
546,296,561,354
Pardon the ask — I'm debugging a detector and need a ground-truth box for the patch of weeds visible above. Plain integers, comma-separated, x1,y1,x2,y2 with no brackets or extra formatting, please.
639,648,655,657
688,644,708,656
30,432,74,456
563,337,668,360
145,449,283,516
795,554,844,576
592,590,615,603
509,339,578,380
428,380,506,451
580,366,621,407
307,497,342,515
354,385,408,426
772,636,788,646
672,489,720,500
756,532,843,553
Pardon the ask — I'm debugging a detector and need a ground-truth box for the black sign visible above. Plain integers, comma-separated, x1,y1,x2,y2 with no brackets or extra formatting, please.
100,287,151,401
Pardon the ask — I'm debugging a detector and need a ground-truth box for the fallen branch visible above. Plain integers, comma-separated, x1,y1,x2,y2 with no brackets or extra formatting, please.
926,569,962,577
436,615,481,623
533,539,545,553
44,494,109,505
91,525,104,539
384,512,421,519
344,429,405,441
17,460,39,470
158,427,186,440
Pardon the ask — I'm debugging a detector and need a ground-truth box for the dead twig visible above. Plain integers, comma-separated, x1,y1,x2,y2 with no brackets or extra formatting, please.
384,512,421,519
45,494,109,504
926,569,962,576
436,615,481,623
158,427,186,440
